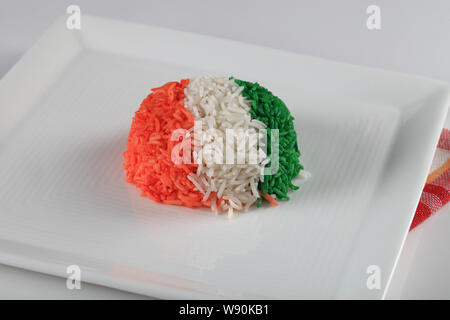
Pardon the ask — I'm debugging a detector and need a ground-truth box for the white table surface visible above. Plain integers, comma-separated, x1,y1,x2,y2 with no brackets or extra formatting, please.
1,0,449,299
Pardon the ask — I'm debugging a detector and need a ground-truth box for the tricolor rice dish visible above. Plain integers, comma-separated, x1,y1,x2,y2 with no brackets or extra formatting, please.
123,76,306,218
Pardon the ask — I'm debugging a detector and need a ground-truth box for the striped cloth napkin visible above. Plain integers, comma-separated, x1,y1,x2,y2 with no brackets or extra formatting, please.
410,128,450,230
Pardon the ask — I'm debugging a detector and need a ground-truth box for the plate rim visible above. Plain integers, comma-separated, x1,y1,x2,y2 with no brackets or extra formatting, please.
1,14,450,299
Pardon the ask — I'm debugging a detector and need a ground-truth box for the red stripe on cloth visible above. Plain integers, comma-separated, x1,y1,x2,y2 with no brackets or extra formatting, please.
410,201,432,230
423,184,450,204
410,129,450,230
437,128,450,151
410,184,450,230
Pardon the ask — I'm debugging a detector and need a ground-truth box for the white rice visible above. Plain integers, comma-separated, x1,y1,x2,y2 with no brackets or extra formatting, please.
184,76,268,217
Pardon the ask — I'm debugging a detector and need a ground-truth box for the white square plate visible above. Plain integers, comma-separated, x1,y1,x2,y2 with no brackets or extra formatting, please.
0,15,449,299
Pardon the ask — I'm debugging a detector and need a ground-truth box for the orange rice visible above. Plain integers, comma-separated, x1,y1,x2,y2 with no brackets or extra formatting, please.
123,79,210,208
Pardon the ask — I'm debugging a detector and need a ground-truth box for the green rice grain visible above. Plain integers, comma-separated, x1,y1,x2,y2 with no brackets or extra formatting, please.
232,78,304,203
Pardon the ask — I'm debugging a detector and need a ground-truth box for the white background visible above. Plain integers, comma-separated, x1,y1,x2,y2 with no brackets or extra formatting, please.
1,0,450,299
